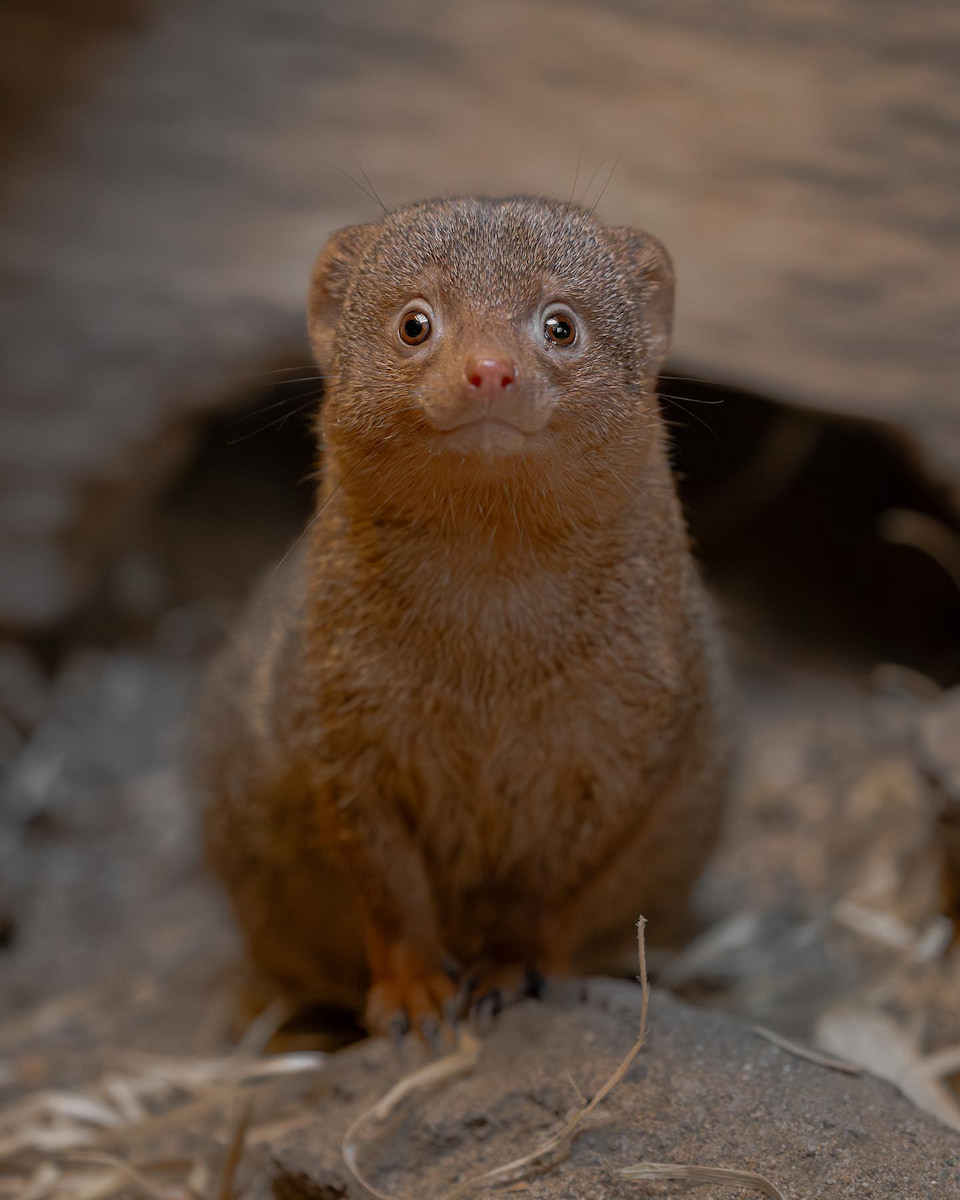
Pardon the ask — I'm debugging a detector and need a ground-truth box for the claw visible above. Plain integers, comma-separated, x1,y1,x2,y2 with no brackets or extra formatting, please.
418,1013,445,1052
465,962,546,1025
388,1011,410,1050
443,993,461,1030
473,988,503,1023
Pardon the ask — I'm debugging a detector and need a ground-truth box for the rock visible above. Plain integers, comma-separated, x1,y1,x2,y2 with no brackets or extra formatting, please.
0,650,214,1008
261,983,960,1199
919,689,960,932
1,0,959,627
920,689,960,802
0,642,47,733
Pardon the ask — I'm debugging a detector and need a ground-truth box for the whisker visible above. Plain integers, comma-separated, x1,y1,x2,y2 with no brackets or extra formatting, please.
274,399,320,432
353,154,389,216
272,447,377,576
225,384,326,432
255,374,329,390
658,373,743,391
273,510,323,576
236,365,323,383
587,150,622,218
656,394,720,439
228,403,317,445
228,392,321,444
578,153,609,208
655,390,725,407
226,387,324,430
567,146,584,208
326,158,385,214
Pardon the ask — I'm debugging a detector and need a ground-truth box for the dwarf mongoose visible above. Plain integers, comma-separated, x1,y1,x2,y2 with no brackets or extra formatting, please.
197,195,729,1037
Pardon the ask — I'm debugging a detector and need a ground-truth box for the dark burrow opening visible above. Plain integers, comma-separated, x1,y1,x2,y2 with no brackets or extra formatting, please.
670,375,960,687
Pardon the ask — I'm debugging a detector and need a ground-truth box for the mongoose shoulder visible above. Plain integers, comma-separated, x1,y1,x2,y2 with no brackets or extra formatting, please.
197,195,730,1037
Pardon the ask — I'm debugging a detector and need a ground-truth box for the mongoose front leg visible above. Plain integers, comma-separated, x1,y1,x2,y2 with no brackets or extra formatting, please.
328,790,457,1039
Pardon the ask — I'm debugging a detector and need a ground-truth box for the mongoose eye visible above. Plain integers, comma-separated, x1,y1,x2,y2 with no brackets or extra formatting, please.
399,311,432,346
544,311,577,346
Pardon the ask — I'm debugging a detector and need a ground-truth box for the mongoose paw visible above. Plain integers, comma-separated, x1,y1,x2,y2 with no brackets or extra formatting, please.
364,942,459,1044
465,963,545,1023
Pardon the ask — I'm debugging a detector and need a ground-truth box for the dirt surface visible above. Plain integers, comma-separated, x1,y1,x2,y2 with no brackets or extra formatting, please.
1,0,958,625
260,983,960,1200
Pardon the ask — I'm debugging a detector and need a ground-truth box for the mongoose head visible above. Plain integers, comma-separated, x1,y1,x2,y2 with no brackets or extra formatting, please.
308,196,673,523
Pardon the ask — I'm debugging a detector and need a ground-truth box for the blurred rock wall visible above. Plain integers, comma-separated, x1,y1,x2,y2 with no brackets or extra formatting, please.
1,0,958,627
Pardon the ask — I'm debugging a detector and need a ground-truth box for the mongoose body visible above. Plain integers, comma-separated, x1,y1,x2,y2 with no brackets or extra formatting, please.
197,196,729,1035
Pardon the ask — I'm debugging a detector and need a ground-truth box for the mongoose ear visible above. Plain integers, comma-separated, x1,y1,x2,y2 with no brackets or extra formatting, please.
308,224,377,373
607,228,675,370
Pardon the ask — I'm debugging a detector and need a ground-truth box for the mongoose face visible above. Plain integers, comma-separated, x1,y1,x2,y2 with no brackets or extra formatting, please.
308,196,674,515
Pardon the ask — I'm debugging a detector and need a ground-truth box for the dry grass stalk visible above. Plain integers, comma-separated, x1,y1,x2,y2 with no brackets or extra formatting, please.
9,1168,126,1200
563,1070,585,1105
213,1098,253,1200
12,1163,60,1200
879,508,960,594
913,1043,960,1079
65,1170,137,1200
439,917,652,1200
118,1050,326,1090
65,1153,173,1200
0,986,111,1054
93,1085,238,1152
619,1161,786,1197
751,1025,862,1076
0,1091,122,1133
0,1047,326,1160
32,1152,215,1200
0,1119,95,1159
247,1112,321,1147
817,1008,960,1132
101,1077,146,1126
187,1157,212,1197
0,1026,329,1200
341,1031,482,1200
233,1001,292,1059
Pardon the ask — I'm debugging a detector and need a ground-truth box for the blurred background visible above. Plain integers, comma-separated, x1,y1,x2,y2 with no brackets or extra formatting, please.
0,0,958,1188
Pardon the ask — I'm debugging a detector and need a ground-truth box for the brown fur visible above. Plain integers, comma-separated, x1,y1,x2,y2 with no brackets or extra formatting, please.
196,196,730,1034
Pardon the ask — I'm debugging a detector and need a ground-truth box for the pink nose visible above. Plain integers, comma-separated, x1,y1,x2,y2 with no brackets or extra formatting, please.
463,355,518,397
